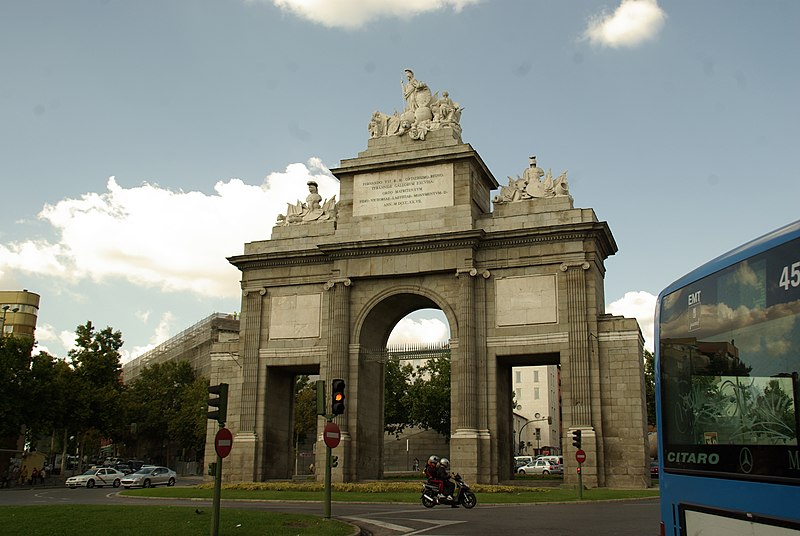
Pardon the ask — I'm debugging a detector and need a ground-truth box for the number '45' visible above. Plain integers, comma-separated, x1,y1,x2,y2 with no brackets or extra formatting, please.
779,261,800,290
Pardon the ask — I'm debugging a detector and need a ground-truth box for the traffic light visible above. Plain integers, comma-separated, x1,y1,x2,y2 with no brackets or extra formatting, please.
208,383,229,424
315,380,326,416
331,379,346,415
331,455,339,468
571,429,582,449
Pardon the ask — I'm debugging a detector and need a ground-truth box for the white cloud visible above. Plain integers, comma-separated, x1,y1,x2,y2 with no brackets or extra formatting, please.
123,311,176,362
264,0,480,29
583,0,666,48
0,159,340,300
388,317,450,346
607,290,656,352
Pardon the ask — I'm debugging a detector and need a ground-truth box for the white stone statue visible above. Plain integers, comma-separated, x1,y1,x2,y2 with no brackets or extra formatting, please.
367,68,463,143
494,155,571,205
276,181,337,225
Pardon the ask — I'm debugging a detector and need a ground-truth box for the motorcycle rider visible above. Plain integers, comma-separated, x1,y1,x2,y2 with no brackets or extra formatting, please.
438,458,456,502
424,455,444,498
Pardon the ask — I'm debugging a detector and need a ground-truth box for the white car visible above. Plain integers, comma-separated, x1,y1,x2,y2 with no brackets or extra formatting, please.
66,467,125,488
121,466,177,488
518,458,563,475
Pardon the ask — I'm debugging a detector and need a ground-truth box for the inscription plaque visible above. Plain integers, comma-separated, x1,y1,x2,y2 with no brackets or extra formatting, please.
353,164,454,217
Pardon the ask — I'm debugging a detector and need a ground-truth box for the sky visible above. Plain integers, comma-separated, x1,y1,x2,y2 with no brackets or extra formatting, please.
1,0,798,362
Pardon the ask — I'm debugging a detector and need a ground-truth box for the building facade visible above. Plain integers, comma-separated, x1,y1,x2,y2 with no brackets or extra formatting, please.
0,289,40,339
215,69,649,488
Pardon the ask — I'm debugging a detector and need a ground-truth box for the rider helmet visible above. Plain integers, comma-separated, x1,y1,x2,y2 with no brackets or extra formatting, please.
440,458,450,469
427,455,439,466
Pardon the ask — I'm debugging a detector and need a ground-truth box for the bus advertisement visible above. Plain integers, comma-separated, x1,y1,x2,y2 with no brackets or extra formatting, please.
655,219,800,535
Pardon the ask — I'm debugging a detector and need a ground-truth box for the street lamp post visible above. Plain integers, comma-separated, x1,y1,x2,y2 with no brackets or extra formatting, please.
517,414,552,455
1,305,19,336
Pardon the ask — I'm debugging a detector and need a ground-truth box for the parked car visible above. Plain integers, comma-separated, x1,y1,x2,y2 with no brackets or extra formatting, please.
121,466,177,489
514,456,534,469
518,458,563,475
538,455,564,467
113,463,133,474
126,459,146,471
66,467,125,489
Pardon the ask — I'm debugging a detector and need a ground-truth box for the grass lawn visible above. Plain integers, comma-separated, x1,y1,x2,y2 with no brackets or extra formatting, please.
0,505,354,536
121,481,659,504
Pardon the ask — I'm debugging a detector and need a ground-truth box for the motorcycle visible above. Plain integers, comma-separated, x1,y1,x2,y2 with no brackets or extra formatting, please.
421,473,477,509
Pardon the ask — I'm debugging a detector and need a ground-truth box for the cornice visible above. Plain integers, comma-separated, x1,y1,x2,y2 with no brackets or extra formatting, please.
227,221,617,270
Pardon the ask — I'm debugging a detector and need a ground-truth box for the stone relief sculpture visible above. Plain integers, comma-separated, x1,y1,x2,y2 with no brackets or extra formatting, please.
367,68,463,142
276,181,337,225
494,155,571,204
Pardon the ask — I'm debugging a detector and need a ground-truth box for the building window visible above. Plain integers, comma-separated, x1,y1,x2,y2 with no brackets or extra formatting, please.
533,370,539,382
515,370,522,383
534,387,540,400
515,388,522,400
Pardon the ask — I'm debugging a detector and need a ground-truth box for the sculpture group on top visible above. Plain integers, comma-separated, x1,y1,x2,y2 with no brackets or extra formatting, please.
276,181,337,226
493,155,571,204
368,69,463,142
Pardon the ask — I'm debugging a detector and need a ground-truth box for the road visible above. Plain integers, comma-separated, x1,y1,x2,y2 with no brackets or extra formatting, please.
0,482,660,535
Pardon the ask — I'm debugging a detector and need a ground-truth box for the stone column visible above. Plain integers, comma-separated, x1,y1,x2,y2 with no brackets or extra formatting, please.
240,287,265,432
474,269,493,482
451,268,480,482
562,262,591,426
456,268,478,430
561,262,598,488
323,278,351,481
233,287,265,481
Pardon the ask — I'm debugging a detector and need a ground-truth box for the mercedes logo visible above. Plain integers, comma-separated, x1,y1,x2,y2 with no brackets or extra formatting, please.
739,447,753,473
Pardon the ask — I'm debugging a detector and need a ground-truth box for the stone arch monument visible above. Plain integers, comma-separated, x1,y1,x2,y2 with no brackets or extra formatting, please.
210,70,650,488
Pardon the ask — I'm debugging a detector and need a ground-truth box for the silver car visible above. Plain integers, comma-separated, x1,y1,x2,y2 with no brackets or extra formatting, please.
66,467,125,488
517,458,563,475
120,466,177,488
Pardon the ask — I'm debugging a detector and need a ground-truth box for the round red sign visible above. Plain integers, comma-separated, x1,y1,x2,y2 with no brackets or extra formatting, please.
575,449,586,464
323,422,341,449
215,427,233,458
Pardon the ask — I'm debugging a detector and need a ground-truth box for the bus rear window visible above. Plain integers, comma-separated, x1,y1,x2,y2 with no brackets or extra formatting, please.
658,237,800,482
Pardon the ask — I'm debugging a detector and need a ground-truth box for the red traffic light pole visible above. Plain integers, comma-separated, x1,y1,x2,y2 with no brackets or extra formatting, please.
324,379,345,519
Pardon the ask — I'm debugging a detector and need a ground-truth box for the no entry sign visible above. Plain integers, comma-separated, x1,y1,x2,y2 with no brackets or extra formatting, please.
575,449,586,464
215,427,233,458
324,422,341,449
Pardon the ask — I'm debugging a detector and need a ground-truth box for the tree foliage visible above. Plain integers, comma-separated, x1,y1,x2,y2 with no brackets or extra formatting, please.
384,354,451,439
67,321,125,439
0,335,35,439
384,359,414,437
293,376,318,445
126,360,207,462
644,350,656,426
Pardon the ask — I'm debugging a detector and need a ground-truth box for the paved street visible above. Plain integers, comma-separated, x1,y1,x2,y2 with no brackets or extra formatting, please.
0,480,660,536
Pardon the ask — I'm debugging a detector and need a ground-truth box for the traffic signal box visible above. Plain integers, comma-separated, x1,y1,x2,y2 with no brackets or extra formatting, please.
571,429,582,449
331,379,346,415
208,383,229,424
315,379,326,416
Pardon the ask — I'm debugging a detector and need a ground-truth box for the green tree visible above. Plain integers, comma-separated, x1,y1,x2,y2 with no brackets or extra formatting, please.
384,359,414,437
644,350,656,426
407,356,451,438
68,321,125,440
0,335,34,439
127,360,206,465
25,351,75,443
293,376,317,446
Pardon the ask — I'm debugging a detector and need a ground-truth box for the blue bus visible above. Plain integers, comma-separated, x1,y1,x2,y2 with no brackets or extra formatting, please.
655,219,800,536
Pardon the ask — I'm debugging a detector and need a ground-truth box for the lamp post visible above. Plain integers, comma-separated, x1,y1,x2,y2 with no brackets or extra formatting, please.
517,414,552,455
1,305,19,336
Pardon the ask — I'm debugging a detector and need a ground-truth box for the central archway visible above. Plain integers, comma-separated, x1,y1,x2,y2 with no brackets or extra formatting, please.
352,289,456,480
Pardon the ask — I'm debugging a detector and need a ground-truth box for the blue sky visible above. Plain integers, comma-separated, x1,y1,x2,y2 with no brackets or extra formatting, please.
1,0,798,361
